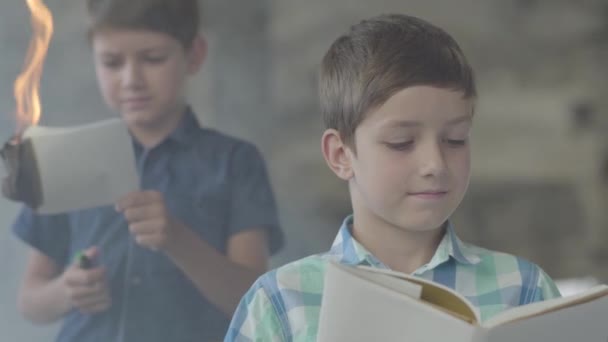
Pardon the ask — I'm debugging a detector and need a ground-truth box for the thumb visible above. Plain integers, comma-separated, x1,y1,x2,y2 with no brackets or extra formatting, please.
73,247,99,269
84,246,99,260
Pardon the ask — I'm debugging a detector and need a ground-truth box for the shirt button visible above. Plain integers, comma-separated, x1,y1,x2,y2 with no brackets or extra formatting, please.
131,276,142,286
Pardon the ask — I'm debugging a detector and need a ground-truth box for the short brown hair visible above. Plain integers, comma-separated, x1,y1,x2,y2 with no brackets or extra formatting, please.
86,0,200,48
320,14,476,146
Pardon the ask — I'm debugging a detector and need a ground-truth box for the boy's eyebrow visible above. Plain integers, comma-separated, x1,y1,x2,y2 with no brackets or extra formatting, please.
140,47,170,53
446,115,473,125
96,47,170,56
98,51,120,58
381,120,422,128
380,115,472,128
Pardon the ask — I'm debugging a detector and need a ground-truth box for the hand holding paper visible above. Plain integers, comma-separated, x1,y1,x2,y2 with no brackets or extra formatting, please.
116,190,184,251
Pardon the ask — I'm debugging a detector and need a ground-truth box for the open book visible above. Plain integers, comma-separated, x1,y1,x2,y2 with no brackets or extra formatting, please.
1,118,139,214
318,261,608,342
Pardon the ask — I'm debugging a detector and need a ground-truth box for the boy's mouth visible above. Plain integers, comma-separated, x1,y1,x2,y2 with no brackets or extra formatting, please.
122,97,152,110
407,190,448,200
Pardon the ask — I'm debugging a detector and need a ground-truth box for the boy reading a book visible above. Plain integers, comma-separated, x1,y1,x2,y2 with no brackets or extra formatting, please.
225,13,560,342
11,0,283,341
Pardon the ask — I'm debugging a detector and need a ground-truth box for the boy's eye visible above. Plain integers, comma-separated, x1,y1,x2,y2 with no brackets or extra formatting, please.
444,138,468,146
102,58,123,69
143,54,168,64
385,141,414,151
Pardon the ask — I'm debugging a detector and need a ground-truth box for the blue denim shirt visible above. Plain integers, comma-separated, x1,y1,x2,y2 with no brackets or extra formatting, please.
12,109,283,342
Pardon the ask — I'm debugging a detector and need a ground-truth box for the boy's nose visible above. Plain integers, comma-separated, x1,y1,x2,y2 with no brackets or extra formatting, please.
122,62,145,90
418,143,447,178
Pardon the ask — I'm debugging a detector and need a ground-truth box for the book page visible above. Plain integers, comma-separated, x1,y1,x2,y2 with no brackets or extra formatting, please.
483,285,608,328
318,261,478,342
482,292,608,342
24,118,139,214
357,265,479,324
342,264,423,299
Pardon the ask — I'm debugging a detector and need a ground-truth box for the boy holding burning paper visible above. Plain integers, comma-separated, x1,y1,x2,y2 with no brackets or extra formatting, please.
7,0,283,341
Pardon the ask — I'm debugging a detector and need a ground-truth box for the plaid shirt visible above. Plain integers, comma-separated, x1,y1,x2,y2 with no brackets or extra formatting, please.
225,216,561,342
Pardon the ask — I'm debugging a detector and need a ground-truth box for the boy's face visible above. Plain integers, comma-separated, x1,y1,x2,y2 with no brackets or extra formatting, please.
91,28,203,130
333,86,473,233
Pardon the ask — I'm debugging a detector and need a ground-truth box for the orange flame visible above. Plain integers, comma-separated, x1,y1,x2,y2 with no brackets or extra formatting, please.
13,0,54,137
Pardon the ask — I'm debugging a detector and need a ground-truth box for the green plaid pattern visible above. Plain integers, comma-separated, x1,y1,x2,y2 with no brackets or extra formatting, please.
225,216,561,342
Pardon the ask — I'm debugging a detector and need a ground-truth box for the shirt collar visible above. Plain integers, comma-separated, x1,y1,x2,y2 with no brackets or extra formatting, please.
327,215,481,272
428,221,481,268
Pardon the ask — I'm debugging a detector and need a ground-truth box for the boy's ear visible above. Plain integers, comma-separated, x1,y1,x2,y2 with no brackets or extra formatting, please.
321,129,354,181
187,34,207,74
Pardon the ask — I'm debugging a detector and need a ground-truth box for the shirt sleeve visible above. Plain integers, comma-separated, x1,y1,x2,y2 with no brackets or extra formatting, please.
225,278,286,342
227,142,284,254
12,205,71,267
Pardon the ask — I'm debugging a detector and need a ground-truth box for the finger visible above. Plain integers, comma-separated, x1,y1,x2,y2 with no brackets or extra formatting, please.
71,285,108,304
128,220,157,235
123,206,152,224
64,268,88,287
80,300,111,314
80,301,111,314
83,246,99,260
78,296,111,314
115,191,139,211
65,267,106,287
116,191,162,212
71,293,106,312
69,280,108,301
123,204,164,224
133,234,163,250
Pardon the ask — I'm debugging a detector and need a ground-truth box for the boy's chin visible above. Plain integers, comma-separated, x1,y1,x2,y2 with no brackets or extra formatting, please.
121,112,159,128
394,213,451,233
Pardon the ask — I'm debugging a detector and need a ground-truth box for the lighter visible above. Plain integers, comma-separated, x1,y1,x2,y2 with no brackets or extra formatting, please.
73,251,94,269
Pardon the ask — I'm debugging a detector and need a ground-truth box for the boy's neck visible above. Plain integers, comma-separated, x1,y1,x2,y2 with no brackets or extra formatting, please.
350,212,446,275
129,107,186,149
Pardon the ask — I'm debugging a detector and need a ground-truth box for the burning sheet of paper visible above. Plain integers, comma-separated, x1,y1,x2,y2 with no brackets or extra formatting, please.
1,0,139,214
22,119,139,214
